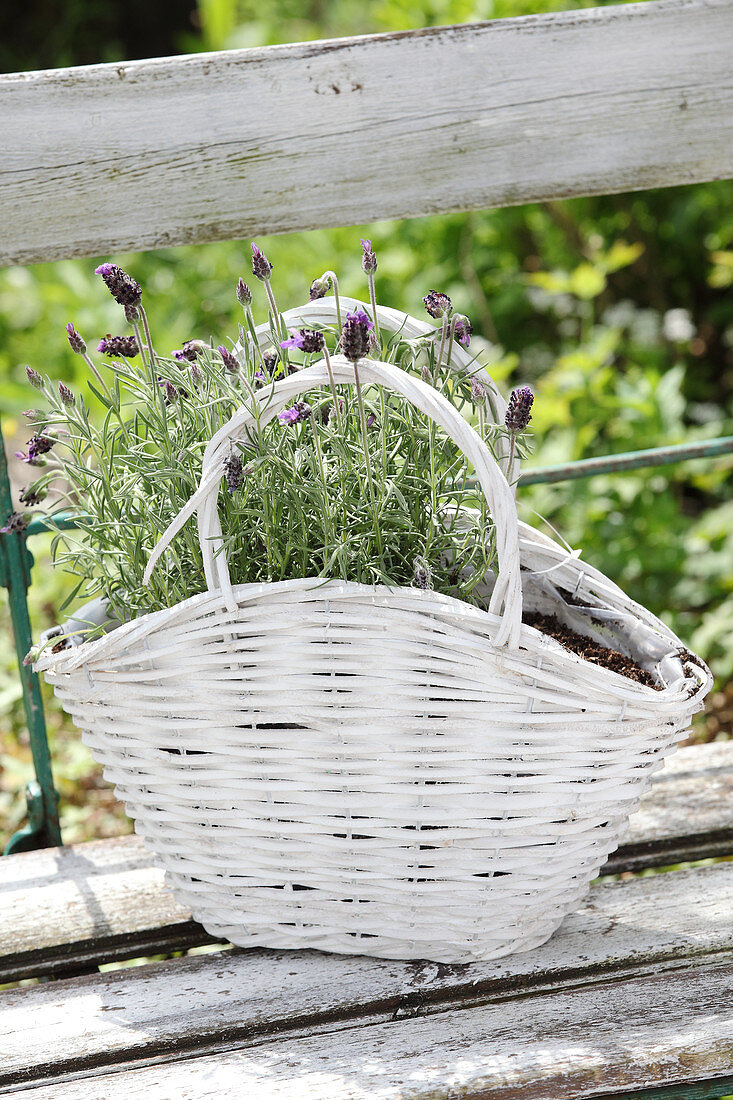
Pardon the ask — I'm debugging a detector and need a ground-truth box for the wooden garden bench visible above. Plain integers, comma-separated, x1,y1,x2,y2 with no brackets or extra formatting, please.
2,0,733,1095
3,741,733,1097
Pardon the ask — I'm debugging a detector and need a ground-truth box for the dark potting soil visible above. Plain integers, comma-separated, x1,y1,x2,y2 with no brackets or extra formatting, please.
523,611,660,689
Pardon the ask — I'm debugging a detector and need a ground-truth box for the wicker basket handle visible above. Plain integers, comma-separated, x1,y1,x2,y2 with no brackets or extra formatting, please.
145,356,523,648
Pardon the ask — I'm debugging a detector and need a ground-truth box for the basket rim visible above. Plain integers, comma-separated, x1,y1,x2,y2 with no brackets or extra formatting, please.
36,529,711,707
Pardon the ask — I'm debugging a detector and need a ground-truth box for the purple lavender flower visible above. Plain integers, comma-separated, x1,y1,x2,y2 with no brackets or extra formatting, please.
309,276,329,301
366,412,377,428
413,557,431,590
14,451,44,467
280,329,325,353
157,377,187,404
278,401,312,425
66,323,86,355
423,291,452,319
31,433,55,456
251,243,273,282
19,485,46,506
0,511,30,535
361,239,377,275
452,315,472,348
172,339,205,363
236,278,252,306
58,382,75,407
505,386,534,433
223,452,244,493
217,345,239,373
15,431,55,465
25,366,43,389
262,351,278,376
94,264,142,308
470,376,489,403
97,334,140,358
190,362,204,386
341,309,374,363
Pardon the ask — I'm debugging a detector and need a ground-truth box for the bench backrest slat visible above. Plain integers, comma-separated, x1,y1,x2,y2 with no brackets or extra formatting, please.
2,0,732,267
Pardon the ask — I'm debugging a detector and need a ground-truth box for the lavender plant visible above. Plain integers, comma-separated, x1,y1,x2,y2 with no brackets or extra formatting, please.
12,244,533,635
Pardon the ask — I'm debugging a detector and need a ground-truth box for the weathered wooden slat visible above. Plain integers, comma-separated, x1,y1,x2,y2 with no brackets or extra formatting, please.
0,834,219,985
605,739,733,874
1,741,731,984
19,961,733,1100
2,861,733,1095
2,0,732,267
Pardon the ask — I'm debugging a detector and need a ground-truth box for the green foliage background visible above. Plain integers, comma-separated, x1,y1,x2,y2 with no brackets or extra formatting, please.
1,0,732,846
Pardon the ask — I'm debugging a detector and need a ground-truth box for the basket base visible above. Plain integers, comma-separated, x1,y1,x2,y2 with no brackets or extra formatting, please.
164,868,594,964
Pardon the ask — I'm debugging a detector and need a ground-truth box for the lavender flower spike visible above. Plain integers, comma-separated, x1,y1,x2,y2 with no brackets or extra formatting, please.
172,340,205,363
505,386,534,433
309,276,330,300
98,334,139,358
58,382,75,407
94,263,142,308
413,556,431,590
0,511,30,535
19,485,47,506
280,329,325,353
236,278,252,306
223,452,244,493
66,323,86,355
341,309,374,363
278,401,312,425
470,376,489,403
25,366,43,389
251,243,273,282
361,239,377,274
218,345,239,373
452,315,472,349
423,291,452,319
15,431,56,465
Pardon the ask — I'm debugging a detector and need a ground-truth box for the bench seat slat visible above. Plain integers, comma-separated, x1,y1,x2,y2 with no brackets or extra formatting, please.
21,960,733,1100
605,739,733,873
2,860,733,1094
2,0,732,266
15,966,733,1100
1,741,731,984
2,859,733,1091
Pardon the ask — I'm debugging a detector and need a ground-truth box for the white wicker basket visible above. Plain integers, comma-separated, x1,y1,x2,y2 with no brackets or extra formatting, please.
37,305,711,963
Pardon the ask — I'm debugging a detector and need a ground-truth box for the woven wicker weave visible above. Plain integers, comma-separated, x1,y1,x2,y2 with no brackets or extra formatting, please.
37,306,711,963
